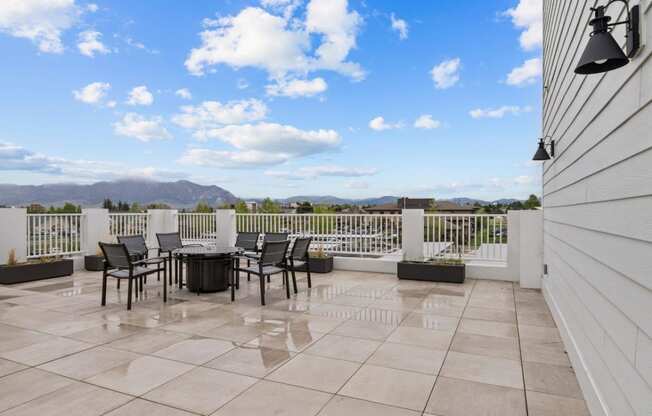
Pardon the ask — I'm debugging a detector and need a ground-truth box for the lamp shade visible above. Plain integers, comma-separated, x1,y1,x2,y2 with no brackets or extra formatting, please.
575,31,629,74
532,139,551,161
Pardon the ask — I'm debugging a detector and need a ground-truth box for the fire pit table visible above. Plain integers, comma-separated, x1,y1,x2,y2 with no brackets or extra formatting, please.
174,245,243,293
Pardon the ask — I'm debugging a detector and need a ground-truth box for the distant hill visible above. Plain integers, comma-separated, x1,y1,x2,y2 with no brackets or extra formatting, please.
269,195,399,206
0,180,238,208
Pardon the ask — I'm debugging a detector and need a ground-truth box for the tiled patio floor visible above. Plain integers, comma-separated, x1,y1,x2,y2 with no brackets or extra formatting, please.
0,269,589,416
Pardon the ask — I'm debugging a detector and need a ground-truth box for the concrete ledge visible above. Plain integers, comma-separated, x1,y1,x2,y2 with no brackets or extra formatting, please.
333,257,397,274
334,256,512,281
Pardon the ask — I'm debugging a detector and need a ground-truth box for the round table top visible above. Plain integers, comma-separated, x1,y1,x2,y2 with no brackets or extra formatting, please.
173,245,244,257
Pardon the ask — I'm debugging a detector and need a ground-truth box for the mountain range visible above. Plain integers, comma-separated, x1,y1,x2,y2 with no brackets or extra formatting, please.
0,180,523,208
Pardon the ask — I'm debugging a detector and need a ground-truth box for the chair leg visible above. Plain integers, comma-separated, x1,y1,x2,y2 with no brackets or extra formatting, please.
127,278,133,310
157,267,160,281
284,271,290,299
306,259,312,288
168,256,173,285
140,277,144,292
179,259,184,289
230,265,236,302
101,272,107,306
291,269,298,294
259,274,266,305
247,259,251,281
117,278,121,290
163,267,167,303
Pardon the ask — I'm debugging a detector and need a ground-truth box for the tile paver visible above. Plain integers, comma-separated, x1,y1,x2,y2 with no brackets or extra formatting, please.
0,269,588,415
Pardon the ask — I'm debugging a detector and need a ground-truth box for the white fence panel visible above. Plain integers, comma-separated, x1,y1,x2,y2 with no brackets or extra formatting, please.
26,214,84,258
236,213,402,256
424,214,507,262
109,213,149,237
178,213,217,242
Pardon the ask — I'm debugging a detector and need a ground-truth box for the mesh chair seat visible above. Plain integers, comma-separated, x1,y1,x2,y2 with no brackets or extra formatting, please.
107,266,159,279
118,235,148,257
240,265,285,275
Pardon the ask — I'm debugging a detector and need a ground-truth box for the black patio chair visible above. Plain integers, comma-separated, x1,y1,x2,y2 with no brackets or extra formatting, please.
243,232,289,282
285,237,313,293
117,235,166,285
236,240,291,305
233,232,260,283
99,242,166,310
156,232,202,286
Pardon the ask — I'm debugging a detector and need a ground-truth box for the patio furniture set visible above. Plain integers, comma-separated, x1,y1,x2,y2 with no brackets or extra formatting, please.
98,232,313,310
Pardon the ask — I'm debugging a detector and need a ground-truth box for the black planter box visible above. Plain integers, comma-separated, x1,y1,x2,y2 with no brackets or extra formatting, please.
397,261,465,284
0,259,74,285
84,255,105,271
296,256,333,273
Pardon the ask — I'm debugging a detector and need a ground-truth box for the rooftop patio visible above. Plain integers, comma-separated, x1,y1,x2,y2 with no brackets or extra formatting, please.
0,269,588,416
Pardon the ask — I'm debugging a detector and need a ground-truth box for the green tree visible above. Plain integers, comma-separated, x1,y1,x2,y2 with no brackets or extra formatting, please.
194,202,214,213
102,198,114,211
296,201,313,213
523,194,541,210
234,200,249,213
260,198,280,213
129,202,143,213
146,203,171,209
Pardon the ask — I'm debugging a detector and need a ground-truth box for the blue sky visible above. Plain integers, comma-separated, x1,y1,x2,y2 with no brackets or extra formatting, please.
0,0,543,200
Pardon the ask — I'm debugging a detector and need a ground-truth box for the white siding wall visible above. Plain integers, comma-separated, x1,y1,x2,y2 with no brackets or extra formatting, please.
542,1,652,415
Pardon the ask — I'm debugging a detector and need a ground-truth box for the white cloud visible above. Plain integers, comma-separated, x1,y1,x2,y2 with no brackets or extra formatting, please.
175,88,192,100
506,57,542,86
390,13,408,40
266,77,327,98
505,0,542,51
514,175,534,185
73,81,110,105
77,30,109,57
414,114,441,130
345,180,369,189
201,122,340,157
369,116,401,131
86,3,98,12
179,148,287,168
0,0,79,53
185,0,364,81
430,58,461,90
237,78,249,89
172,99,268,134
106,100,116,108
265,165,377,179
0,142,185,181
181,122,340,168
126,85,154,106
113,113,171,142
469,105,532,119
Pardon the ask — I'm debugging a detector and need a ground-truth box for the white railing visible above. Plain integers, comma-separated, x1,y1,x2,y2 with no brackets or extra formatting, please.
178,213,217,242
236,213,402,256
109,213,149,237
26,213,84,258
424,214,507,262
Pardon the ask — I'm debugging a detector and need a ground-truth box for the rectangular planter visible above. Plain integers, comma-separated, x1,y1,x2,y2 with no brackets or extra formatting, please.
0,259,74,285
397,261,465,284
84,255,105,271
296,256,333,273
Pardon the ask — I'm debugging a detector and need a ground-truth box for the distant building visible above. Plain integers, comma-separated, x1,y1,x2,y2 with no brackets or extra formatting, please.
245,201,258,213
366,198,476,214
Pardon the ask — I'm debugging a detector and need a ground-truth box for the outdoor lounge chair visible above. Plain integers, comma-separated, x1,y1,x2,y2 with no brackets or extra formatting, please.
285,236,313,292
243,232,289,281
236,240,291,305
117,235,166,285
99,242,167,310
156,232,202,286
233,232,260,283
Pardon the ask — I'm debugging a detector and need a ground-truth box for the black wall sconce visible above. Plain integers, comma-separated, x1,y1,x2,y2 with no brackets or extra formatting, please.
532,136,555,161
575,0,640,74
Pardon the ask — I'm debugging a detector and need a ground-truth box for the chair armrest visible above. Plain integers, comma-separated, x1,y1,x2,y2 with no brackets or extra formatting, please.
183,243,204,247
132,257,165,266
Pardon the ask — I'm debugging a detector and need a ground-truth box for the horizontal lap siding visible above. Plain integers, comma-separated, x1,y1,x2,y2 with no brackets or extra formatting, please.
542,0,652,415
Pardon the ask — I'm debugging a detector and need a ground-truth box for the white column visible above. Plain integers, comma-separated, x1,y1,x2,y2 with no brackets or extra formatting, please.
401,209,424,261
216,209,236,247
0,208,27,264
82,208,110,255
147,210,178,249
518,210,543,289
506,210,521,282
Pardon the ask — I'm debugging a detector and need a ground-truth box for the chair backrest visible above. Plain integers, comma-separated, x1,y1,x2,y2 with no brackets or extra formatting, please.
259,240,290,266
117,235,147,255
291,237,312,260
235,232,259,251
157,232,182,252
99,242,131,269
264,232,289,243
